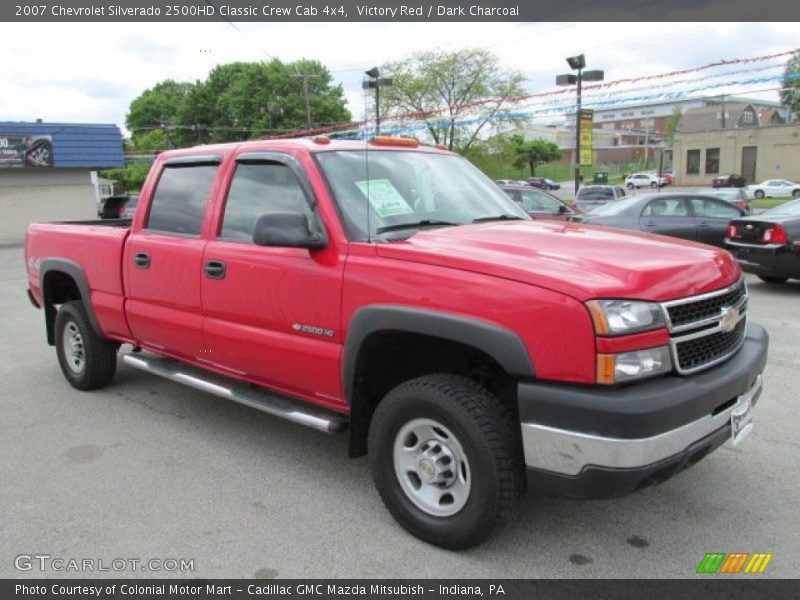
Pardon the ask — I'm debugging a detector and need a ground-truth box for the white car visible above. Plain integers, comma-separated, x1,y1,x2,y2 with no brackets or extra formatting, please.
747,179,800,199
625,172,667,189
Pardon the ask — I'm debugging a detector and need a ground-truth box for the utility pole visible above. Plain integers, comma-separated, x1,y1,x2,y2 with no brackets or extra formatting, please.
557,54,604,195
642,118,654,166
720,94,727,129
293,72,317,129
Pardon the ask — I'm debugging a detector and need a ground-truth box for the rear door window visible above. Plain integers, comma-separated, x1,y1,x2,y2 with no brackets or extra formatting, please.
146,165,219,236
688,197,741,219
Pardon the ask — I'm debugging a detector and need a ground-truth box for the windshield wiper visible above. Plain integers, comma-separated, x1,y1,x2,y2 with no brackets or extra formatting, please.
472,214,525,223
375,219,459,234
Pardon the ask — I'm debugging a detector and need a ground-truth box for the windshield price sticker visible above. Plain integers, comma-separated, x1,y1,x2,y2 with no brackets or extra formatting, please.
356,179,414,217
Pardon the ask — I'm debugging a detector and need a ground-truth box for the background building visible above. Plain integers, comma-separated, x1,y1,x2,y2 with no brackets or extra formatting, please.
0,121,124,245
673,123,800,186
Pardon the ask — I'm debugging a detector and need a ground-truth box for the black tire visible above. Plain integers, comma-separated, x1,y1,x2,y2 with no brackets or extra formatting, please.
792,189,800,198
650,181,658,188
757,275,788,284
627,183,634,190
755,190,765,199
368,374,523,549
55,300,117,390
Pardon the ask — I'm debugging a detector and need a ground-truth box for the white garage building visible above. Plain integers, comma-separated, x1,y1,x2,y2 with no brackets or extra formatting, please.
0,121,124,246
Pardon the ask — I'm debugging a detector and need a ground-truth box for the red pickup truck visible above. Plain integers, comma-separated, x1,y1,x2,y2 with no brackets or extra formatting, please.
25,137,768,549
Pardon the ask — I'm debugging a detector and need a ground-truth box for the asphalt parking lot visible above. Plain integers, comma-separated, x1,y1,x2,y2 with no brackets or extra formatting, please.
1,244,798,579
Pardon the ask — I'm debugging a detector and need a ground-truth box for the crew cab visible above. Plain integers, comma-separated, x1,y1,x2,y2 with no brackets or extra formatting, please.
25,137,768,549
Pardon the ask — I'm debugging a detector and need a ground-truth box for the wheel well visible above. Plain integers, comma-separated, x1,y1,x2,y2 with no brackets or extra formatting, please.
348,331,517,458
42,270,82,345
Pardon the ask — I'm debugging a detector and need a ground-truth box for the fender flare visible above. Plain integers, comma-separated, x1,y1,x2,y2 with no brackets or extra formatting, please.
39,258,103,344
342,305,535,404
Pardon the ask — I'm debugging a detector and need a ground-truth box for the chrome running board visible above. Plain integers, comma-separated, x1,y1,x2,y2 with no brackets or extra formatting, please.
122,353,348,434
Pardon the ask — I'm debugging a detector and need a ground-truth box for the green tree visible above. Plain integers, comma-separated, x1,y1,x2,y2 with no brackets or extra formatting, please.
126,80,194,148
380,48,526,152
100,162,152,193
511,135,562,176
125,59,351,148
128,129,167,151
665,105,683,146
780,51,800,117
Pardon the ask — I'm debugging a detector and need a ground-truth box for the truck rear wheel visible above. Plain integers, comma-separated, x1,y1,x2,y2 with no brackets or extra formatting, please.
55,301,117,390
368,374,523,549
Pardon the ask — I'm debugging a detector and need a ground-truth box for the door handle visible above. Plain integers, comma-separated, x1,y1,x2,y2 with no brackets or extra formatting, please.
698,222,710,228
644,221,656,227
133,252,151,268
204,260,226,280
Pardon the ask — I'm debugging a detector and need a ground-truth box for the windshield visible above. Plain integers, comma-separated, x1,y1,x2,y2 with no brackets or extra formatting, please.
586,195,641,216
316,150,529,241
763,198,800,217
698,189,738,200
576,187,615,201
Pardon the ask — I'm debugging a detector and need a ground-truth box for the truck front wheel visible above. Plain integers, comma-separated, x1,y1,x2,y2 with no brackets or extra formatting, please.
368,374,523,549
55,300,117,390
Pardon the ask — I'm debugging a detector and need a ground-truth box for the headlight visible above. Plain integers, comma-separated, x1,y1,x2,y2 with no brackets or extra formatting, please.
597,346,672,384
586,299,665,336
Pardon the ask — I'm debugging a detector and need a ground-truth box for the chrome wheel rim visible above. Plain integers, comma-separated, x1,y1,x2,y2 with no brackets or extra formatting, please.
393,418,471,517
63,322,85,374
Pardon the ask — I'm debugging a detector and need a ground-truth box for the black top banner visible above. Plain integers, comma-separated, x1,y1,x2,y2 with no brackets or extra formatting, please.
4,0,800,22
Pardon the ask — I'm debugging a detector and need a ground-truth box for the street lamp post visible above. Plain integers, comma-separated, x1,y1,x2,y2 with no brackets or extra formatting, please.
556,54,604,195
363,67,393,135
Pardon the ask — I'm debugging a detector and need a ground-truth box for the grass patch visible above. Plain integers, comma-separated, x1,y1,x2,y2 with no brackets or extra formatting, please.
752,197,794,209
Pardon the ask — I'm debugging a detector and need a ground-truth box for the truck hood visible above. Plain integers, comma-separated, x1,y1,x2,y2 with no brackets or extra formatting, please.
376,221,740,302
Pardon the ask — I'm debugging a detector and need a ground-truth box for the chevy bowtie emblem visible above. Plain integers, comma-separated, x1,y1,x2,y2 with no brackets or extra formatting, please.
745,224,754,230
720,306,739,333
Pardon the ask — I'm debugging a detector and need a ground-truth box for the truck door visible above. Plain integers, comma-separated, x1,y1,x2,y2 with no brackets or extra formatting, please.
124,156,222,360
200,152,344,405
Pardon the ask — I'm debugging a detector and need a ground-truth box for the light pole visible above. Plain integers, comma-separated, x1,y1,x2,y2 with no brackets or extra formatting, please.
363,67,393,135
556,54,604,195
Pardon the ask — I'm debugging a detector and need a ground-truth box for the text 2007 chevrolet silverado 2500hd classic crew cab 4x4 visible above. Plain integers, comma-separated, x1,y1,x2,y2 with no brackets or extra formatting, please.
25,137,768,549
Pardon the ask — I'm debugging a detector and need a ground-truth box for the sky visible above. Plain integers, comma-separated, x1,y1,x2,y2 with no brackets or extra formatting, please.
0,21,797,134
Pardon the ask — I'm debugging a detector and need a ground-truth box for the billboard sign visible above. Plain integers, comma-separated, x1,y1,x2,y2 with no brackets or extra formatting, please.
0,135,54,168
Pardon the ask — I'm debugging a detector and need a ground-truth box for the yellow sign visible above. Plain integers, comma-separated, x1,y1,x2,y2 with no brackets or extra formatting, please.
579,109,593,166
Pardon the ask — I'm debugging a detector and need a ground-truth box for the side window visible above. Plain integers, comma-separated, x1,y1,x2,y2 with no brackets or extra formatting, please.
705,148,720,174
689,198,740,219
220,162,313,242
524,191,559,212
146,165,218,236
520,191,543,212
642,198,688,217
686,149,700,175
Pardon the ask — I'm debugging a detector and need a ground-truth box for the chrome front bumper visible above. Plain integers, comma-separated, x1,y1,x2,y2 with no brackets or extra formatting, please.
521,374,762,477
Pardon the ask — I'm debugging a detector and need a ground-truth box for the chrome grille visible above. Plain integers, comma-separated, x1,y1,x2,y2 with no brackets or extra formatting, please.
675,319,746,372
662,279,748,374
666,280,746,329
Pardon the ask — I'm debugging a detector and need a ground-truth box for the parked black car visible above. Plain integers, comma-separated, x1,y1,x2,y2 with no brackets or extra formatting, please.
577,193,746,247
98,194,132,219
725,198,800,284
712,173,747,188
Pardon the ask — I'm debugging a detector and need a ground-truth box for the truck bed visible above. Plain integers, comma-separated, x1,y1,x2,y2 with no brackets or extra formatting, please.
26,220,131,340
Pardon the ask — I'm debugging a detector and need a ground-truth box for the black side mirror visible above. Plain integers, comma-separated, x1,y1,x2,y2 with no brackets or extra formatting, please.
558,204,569,214
253,212,327,250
